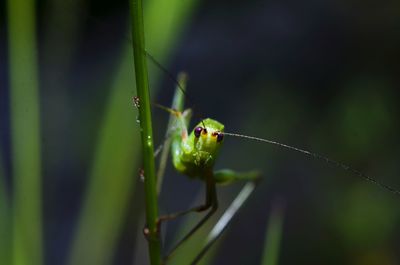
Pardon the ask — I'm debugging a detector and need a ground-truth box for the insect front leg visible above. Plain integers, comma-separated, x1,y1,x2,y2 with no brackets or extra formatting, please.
154,72,191,193
156,108,192,193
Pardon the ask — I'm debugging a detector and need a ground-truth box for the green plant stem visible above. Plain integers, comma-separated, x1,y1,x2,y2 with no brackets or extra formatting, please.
129,0,161,264
261,200,285,265
0,152,10,265
66,53,140,265
7,0,42,264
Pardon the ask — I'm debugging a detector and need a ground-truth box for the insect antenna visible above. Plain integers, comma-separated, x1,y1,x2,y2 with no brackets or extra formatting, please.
145,51,190,100
223,132,400,197
86,14,208,126
145,53,207,128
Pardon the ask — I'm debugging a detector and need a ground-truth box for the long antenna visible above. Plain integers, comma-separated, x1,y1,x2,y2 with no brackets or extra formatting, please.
224,132,400,197
145,52,207,129
144,51,190,100
87,14,206,124
144,51,206,128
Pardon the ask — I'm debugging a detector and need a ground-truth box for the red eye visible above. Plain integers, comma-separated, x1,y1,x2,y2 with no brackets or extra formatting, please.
194,127,202,138
217,132,224,142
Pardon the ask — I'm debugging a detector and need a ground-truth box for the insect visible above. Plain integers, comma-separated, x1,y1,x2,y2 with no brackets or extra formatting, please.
153,77,260,264
146,68,400,265
74,7,400,265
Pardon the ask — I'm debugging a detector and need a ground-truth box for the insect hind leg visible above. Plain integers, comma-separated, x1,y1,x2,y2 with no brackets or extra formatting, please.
191,179,259,264
159,177,218,264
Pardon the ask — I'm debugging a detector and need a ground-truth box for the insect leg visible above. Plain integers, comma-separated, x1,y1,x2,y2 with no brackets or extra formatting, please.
213,169,260,185
191,181,258,264
188,170,261,263
160,176,218,264
156,108,191,194
155,73,189,193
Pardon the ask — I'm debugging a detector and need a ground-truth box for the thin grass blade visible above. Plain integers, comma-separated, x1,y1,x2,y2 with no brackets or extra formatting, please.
7,0,43,264
0,152,11,265
67,0,199,264
260,199,285,265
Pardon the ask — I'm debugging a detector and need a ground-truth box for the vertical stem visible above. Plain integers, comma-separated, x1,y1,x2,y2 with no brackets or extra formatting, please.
7,0,42,264
261,200,284,265
156,73,187,195
0,153,10,265
129,0,161,264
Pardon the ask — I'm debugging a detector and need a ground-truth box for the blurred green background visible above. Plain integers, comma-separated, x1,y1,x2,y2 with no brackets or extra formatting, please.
1,0,400,264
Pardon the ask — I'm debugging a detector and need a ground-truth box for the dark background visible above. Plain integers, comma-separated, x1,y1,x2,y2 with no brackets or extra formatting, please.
1,0,400,264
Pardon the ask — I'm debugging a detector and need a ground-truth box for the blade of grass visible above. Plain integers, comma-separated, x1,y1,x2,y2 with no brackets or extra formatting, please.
169,217,220,265
66,52,140,265
168,183,256,265
0,151,11,265
193,183,257,264
7,0,42,264
145,0,199,62
166,191,220,265
260,199,285,265
156,72,188,194
130,0,161,263
68,0,199,264
41,0,87,170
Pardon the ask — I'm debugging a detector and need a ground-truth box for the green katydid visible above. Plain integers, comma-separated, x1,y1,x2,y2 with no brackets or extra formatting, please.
109,9,399,262
150,73,260,264
40,4,399,264
142,68,400,264
81,17,266,262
